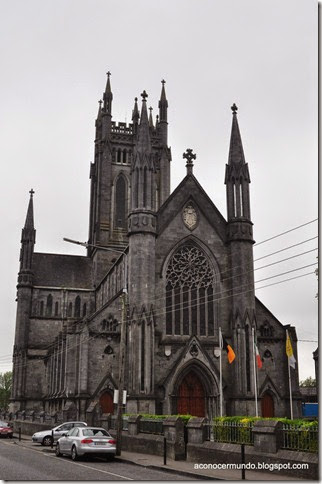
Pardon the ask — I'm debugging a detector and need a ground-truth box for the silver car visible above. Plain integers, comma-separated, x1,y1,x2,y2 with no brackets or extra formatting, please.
32,421,87,446
56,426,116,461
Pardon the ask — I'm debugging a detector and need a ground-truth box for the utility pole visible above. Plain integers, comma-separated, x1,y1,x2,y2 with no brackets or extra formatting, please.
116,289,127,456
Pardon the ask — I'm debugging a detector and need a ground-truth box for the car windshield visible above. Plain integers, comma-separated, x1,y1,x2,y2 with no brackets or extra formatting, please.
0,422,8,426
82,428,109,437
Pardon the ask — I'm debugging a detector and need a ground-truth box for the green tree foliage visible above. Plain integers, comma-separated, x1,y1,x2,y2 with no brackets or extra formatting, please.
299,377,316,387
0,371,12,411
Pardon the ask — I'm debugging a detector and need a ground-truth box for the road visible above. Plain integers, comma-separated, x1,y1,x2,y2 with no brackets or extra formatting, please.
0,439,194,481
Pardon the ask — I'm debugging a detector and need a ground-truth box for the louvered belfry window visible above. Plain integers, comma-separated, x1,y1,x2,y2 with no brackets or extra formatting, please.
165,244,216,336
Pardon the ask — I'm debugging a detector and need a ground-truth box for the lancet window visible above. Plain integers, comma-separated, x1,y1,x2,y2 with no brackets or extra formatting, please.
165,244,216,336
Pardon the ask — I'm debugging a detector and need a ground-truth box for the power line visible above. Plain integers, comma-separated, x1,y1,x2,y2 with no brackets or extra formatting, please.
254,218,318,247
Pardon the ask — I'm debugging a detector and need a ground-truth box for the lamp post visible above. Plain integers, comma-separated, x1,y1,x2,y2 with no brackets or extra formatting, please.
115,289,127,456
63,237,128,455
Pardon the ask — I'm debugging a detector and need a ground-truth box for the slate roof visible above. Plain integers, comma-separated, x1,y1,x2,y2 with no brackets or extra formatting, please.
32,252,93,289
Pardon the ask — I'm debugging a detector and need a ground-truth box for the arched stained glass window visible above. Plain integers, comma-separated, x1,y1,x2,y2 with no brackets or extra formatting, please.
165,244,216,336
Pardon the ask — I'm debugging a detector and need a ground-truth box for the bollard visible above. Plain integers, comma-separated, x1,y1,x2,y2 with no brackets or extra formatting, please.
241,443,245,480
163,437,167,465
51,430,54,449
18,427,21,441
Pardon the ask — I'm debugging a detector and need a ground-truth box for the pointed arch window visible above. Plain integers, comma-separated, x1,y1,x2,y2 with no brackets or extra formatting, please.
74,296,81,318
165,244,217,336
68,302,73,317
115,175,127,228
46,294,53,317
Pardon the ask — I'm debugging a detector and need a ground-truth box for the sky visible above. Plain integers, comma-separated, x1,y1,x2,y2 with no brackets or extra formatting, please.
0,0,318,381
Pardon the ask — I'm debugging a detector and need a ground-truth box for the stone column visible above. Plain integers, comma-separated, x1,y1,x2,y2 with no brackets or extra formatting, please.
127,415,141,436
163,417,185,461
252,420,283,453
186,417,207,444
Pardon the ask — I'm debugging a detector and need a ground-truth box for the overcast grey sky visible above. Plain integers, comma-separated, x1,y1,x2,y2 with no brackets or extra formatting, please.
0,0,318,381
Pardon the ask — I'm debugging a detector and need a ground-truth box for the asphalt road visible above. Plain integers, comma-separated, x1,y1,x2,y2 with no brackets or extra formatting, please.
0,440,194,481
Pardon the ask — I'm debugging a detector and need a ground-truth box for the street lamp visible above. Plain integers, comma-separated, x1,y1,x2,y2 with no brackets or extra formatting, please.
63,237,128,456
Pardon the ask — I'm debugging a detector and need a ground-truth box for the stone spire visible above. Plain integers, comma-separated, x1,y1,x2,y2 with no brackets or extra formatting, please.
103,71,113,114
149,107,154,129
228,103,246,165
136,90,151,153
158,79,168,145
225,104,252,226
158,79,168,121
24,189,35,231
19,189,36,278
132,97,140,134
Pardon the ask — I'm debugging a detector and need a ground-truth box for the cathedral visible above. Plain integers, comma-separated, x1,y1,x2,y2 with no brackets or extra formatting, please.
11,74,301,420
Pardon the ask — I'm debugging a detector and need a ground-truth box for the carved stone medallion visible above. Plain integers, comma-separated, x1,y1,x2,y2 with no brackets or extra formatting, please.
182,202,197,230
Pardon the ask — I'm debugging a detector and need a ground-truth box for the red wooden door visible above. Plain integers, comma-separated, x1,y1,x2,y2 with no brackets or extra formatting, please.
99,392,114,414
177,371,205,417
261,393,274,417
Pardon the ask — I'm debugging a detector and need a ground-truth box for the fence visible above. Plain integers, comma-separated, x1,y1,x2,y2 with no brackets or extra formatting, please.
282,424,318,453
210,420,254,445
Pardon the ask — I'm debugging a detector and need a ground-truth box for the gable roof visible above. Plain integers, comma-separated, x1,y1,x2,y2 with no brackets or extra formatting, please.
157,173,227,241
32,252,93,289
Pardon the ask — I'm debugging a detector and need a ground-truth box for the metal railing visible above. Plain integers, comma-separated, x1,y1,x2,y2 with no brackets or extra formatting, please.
210,421,254,445
138,418,164,435
281,424,318,453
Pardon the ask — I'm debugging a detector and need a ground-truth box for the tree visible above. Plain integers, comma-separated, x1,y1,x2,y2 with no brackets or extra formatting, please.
0,371,12,411
299,376,316,388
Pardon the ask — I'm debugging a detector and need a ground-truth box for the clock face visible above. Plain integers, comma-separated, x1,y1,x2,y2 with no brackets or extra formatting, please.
183,202,197,230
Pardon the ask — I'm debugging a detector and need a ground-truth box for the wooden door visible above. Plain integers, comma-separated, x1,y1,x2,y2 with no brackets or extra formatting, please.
99,391,114,414
177,371,205,417
261,392,274,417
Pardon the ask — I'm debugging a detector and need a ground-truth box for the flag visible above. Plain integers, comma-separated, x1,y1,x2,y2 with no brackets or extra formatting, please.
254,341,262,369
222,336,236,364
286,330,296,369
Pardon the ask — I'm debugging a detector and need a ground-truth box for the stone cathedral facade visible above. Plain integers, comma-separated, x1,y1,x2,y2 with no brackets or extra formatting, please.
11,74,301,420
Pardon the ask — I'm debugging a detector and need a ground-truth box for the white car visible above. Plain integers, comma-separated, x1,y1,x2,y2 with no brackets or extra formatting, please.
32,421,87,446
56,426,116,461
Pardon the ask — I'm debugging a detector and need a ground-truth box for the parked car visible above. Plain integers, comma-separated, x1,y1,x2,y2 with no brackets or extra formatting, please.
32,421,87,446
0,421,13,438
56,426,116,461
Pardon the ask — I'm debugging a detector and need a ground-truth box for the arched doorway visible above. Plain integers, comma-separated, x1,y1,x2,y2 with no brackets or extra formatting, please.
261,392,274,417
99,391,114,414
177,370,205,417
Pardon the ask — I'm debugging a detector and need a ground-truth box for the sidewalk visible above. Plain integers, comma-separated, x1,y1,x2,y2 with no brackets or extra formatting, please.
14,434,305,481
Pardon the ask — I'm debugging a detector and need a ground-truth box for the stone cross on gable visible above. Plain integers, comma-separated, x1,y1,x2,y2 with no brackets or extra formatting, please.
183,148,196,175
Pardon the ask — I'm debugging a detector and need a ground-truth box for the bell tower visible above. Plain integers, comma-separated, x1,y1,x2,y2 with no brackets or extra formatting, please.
87,75,171,283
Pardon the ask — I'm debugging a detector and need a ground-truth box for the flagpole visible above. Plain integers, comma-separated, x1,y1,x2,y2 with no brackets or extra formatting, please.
252,327,258,417
286,330,294,420
219,326,223,417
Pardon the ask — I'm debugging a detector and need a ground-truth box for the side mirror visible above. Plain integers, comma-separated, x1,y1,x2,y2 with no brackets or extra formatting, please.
62,432,68,437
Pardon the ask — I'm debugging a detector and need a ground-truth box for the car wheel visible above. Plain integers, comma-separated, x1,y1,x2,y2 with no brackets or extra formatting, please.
42,435,53,447
55,444,61,457
71,446,78,461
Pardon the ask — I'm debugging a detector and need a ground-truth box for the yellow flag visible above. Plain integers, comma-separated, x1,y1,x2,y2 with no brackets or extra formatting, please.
286,330,296,369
